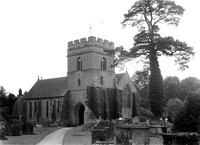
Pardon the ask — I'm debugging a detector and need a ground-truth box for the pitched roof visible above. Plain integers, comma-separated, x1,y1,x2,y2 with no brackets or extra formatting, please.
115,73,125,84
25,77,68,99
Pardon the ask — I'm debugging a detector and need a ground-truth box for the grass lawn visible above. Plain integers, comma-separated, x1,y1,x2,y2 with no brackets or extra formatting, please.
0,126,61,145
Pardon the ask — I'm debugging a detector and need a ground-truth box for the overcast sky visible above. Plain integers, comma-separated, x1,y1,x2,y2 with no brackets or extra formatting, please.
0,0,200,95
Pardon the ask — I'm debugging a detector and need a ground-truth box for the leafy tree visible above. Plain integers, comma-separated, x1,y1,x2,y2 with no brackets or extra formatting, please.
133,68,150,109
7,93,16,115
116,0,194,118
164,76,182,101
140,107,153,122
173,93,200,132
181,77,200,100
133,67,149,90
165,98,183,123
0,86,7,107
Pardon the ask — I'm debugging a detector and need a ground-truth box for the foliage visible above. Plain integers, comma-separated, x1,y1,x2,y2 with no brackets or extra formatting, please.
173,133,199,145
140,107,153,121
6,93,16,115
181,77,200,100
132,69,150,109
0,86,7,108
164,76,182,101
0,86,17,117
165,98,183,122
162,133,199,145
117,0,194,118
132,67,149,90
173,93,200,132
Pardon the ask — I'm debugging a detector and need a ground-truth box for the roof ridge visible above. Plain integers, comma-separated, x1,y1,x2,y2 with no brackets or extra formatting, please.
38,76,67,81
25,76,68,99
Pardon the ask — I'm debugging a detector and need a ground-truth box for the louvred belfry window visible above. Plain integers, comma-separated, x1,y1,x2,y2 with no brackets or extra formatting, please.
101,57,107,70
77,57,82,71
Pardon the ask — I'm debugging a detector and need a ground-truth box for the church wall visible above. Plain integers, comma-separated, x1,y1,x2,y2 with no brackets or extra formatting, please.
68,52,94,73
117,72,140,118
92,70,115,88
117,73,137,93
26,97,64,123
68,90,87,126
92,52,114,72
67,70,93,91
67,54,115,90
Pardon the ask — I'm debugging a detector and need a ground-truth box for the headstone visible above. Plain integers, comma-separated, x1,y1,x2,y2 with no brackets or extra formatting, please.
0,117,7,140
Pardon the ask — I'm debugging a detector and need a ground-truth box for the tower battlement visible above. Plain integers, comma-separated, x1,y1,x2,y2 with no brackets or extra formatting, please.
68,36,114,50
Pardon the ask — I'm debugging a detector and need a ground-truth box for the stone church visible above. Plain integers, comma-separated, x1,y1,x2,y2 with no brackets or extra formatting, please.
25,36,140,126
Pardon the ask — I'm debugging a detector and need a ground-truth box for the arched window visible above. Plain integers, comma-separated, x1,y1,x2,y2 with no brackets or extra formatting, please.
101,57,107,70
78,78,81,86
77,57,82,71
57,100,60,113
34,101,37,113
122,84,132,108
46,101,49,118
100,76,104,86
30,102,32,118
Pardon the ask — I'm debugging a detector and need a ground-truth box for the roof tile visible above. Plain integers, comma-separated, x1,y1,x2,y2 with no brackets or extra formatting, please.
25,77,68,99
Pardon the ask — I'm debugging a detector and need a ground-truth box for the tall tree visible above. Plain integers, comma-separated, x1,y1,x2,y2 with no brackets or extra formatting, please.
117,0,194,118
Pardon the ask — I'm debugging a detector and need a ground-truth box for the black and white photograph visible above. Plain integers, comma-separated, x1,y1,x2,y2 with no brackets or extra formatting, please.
0,0,200,144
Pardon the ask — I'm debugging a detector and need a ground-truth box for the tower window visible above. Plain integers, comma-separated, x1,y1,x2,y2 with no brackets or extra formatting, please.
78,78,81,86
101,57,107,70
100,76,104,86
77,57,82,71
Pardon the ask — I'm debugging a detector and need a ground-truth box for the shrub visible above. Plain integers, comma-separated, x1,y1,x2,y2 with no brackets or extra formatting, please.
173,133,199,145
173,93,200,132
22,122,33,134
140,107,153,122
165,98,183,123
162,133,200,145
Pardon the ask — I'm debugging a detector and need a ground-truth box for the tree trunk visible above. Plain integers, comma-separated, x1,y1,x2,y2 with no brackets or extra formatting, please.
149,46,165,118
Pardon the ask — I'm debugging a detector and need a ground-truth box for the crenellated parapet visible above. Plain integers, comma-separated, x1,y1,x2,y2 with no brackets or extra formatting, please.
68,36,114,50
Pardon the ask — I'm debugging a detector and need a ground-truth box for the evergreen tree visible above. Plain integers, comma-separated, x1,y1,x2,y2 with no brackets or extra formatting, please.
116,0,194,118
0,86,7,107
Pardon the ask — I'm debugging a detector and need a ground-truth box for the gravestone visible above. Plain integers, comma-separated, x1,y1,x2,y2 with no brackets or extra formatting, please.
0,115,7,140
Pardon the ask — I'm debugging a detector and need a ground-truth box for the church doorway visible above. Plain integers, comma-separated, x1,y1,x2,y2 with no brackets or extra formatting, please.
79,105,85,125
75,103,85,126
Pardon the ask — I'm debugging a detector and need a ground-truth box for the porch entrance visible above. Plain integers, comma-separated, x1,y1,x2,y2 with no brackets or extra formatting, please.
75,103,85,126
79,105,85,125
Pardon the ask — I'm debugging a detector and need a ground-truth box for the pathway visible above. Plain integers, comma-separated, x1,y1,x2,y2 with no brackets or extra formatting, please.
36,127,72,145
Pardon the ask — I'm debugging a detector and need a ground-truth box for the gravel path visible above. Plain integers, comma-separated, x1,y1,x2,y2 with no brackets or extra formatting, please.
1,126,61,145
36,127,71,145
63,126,91,145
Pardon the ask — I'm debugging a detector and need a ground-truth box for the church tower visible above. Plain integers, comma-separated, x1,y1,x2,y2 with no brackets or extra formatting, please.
66,36,116,125
67,36,115,91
